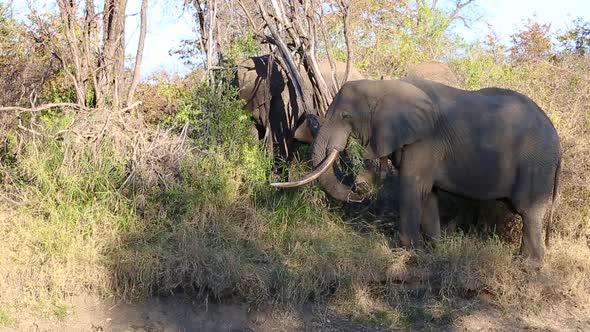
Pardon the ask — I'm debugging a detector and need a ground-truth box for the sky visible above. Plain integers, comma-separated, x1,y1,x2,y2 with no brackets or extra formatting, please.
6,0,590,78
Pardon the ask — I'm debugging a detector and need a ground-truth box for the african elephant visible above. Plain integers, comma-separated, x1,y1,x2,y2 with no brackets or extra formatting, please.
236,55,364,164
375,61,464,219
403,62,516,232
272,76,561,265
403,61,461,87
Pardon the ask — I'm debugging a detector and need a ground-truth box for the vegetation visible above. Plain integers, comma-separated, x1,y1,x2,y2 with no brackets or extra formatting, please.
0,0,589,330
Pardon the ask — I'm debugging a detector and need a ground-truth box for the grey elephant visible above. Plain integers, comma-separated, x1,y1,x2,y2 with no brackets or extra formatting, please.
236,55,364,164
403,61,461,87
402,62,517,234
272,76,561,265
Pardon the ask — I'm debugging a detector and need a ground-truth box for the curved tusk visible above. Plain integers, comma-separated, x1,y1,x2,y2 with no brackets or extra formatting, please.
270,149,339,188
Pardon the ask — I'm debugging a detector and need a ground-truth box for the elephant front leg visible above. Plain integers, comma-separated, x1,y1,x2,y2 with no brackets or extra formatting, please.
397,142,436,249
398,176,427,249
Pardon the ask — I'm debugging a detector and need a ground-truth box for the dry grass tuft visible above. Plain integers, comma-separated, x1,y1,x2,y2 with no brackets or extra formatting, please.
64,107,187,194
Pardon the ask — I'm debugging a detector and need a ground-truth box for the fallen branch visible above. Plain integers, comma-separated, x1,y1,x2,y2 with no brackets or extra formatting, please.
119,101,143,113
0,101,141,114
17,124,42,137
0,103,89,113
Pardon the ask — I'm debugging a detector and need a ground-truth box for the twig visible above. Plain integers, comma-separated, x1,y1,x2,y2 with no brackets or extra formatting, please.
96,113,113,142
118,101,142,114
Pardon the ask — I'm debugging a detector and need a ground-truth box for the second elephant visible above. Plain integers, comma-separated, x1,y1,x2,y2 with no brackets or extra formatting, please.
236,55,364,163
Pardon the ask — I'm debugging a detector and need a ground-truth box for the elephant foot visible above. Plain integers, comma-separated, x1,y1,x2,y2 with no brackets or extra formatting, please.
518,246,544,269
399,233,421,250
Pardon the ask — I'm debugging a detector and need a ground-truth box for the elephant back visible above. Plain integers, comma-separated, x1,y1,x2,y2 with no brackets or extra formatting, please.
403,61,461,88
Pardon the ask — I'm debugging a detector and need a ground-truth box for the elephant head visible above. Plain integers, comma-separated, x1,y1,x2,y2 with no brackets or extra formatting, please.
236,55,366,162
236,55,285,138
272,79,436,202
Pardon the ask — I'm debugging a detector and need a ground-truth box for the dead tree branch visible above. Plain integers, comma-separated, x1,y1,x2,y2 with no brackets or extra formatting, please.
0,103,90,113
191,0,220,82
337,0,353,87
127,0,148,106
240,0,342,117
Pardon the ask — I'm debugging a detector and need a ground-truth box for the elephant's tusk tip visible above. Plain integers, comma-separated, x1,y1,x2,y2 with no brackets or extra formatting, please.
270,182,301,188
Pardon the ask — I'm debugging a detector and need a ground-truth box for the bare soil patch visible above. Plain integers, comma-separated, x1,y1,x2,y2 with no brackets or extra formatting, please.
2,294,588,332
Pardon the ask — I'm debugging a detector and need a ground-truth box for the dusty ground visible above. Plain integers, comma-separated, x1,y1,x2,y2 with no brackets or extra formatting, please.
2,294,589,332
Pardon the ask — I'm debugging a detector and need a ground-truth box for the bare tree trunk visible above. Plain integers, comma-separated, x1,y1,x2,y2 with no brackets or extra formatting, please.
56,0,87,106
127,0,148,106
242,0,341,117
207,0,217,82
101,0,128,110
318,6,340,96
192,0,220,83
84,0,101,107
52,0,142,110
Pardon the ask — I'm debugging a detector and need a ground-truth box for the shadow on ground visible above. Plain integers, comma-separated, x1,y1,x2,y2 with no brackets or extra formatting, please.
10,292,590,332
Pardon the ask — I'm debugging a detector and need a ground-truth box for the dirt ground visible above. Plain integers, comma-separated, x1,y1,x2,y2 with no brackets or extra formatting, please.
2,294,589,332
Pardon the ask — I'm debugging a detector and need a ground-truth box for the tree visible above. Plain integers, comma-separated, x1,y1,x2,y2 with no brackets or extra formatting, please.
29,0,148,109
559,18,590,56
510,19,553,63
235,0,358,118
127,0,149,105
322,0,479,78
0,4,60,106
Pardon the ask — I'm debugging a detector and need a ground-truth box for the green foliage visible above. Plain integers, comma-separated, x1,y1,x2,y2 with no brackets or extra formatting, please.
41,73,77,104
347,0,464,78
164,67,273,201
451,48,516,90
170,71,250,148
0,4,60,106
53,304,67,321
0,132,17,166
559,18,590,55
0,309,9,325
10,113,133,258
510,19,553,63
225,31,261,64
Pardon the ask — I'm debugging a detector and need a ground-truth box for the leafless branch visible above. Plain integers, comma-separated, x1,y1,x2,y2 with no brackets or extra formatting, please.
337,0,353,86
448,0,476,22
127,0,148,105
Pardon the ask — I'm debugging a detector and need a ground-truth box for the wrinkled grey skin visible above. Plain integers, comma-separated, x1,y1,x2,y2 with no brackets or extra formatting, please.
312,77,561,264
236,55,364,164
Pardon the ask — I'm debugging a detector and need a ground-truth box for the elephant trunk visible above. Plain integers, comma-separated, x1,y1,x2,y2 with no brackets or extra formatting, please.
312,121,363,202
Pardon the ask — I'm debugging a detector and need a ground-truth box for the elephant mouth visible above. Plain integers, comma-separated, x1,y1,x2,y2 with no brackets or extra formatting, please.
270,149,340,188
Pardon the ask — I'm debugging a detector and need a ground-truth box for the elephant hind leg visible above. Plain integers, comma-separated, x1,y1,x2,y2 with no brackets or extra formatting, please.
518,205,547,265
511,166,554,265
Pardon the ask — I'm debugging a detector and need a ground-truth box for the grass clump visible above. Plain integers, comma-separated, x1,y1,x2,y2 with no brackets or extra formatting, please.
52,304,67,321
0,310,9,326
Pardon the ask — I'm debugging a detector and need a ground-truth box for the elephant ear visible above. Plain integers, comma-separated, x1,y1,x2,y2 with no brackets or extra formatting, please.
363,82,437,159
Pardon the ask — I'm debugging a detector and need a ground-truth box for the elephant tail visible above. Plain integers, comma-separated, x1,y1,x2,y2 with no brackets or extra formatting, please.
545,156,562,248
